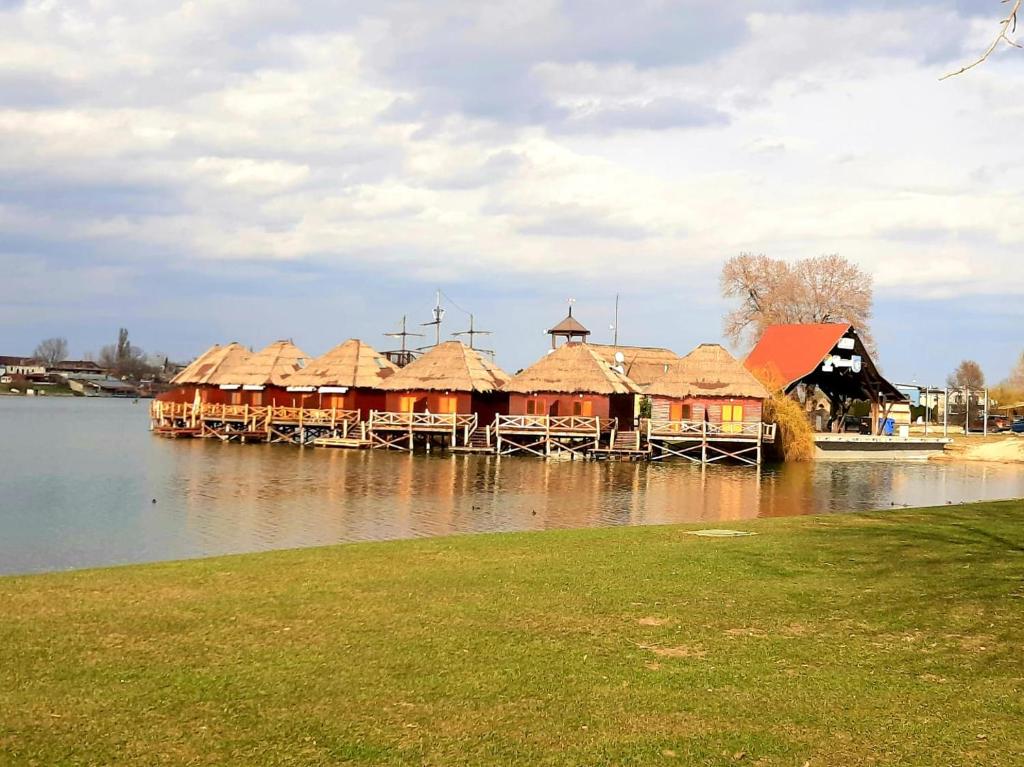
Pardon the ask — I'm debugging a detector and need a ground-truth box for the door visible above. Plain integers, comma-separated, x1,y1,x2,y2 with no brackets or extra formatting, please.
573,399,593,417
399,395,416,413
722,404,744,434
668,402,691,432
438,395,458,414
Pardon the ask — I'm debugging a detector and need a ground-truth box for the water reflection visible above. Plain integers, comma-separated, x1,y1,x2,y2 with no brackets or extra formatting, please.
2,398,1024,575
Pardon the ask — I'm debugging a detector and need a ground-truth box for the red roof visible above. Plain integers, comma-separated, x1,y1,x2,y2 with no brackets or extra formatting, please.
744,323,850,388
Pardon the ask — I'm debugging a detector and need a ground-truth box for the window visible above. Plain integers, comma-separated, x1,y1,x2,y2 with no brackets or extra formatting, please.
573,400,593,417
723,404,744,433
526,398,546,416
669,403,691,421
438,396,458,414
399,396,416,413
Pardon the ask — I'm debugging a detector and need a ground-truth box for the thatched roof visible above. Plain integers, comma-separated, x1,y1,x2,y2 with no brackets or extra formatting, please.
646,343,770,400
378,341,509,393
588,344,679,387
503,342,641,395
171,342,250,385
211,340,309,387
282,339,396,389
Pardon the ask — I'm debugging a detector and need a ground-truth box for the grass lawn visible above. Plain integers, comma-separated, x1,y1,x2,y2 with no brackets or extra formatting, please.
2,502,1023,766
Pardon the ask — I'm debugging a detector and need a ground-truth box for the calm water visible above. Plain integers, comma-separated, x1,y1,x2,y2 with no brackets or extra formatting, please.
2,397,1024,575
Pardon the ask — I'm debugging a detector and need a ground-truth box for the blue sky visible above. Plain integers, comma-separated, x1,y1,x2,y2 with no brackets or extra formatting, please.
1,0,1022,384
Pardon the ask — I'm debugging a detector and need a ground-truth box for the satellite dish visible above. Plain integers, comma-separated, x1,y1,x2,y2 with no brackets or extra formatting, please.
614,352,625,364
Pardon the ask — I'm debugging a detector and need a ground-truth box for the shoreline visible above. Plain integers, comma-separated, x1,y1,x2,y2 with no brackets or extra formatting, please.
2,500,1023,765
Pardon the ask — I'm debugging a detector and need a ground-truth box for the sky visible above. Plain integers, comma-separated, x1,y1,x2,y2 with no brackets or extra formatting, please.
1,0,1022,384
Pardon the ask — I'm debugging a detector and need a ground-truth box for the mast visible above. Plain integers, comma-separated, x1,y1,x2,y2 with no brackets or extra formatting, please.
613,294,619,345
420,290,446,349
451,313,494,355
382,315,423,367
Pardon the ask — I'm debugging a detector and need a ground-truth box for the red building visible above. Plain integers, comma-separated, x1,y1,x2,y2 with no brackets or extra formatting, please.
209,340,310,407
280,339,397,418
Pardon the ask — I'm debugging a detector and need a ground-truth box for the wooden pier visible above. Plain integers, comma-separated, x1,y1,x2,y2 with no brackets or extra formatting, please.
151,401,774,465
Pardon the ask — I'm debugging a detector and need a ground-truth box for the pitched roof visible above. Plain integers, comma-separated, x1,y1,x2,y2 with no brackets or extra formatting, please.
646,343,770,400
503,342,642,395
171,343,251,385
282,339,397,389
588,344,679,387
211,340,309,387
744,323,905,401
378,341,509,393
743,324,851,388
547,312,590,336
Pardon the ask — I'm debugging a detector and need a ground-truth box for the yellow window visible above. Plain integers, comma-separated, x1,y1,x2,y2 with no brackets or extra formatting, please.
399,396,416,413
669,403,691,421
573,400,593,417
723,404,743,433
438,396,458,414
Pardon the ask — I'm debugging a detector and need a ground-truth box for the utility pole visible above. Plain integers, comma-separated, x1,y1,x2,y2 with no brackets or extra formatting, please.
612,294,619,346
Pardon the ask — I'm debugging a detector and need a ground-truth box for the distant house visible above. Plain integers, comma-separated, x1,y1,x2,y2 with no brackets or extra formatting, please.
0,356,46,377
50,360,105,377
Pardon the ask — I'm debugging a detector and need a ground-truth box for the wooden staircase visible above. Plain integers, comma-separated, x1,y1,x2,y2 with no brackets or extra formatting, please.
613,430,641,451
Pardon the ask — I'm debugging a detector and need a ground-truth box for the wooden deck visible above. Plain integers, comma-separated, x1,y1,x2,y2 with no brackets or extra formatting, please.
643,419,776,466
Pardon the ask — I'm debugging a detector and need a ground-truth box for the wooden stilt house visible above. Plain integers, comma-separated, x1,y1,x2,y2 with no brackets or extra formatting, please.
159,342,251,405
497,343,642,457
281,339,397,417
371,341,510,450
643,343,773,464
210,340,310,407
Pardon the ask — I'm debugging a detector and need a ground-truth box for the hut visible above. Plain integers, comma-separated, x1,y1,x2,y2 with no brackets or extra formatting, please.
281,339,397,417
547,307,591,348
646,343,770,425
158,342,251,405
643,343,772,464
209,340,310,407
498,343,642,457
372,341,510,450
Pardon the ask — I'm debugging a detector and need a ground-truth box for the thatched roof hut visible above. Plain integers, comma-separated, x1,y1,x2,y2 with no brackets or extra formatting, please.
211,340,309,387
646,344,770,400
588,344,679,387
171,342,251,386
379,341,509,393
504,343,641,395
283,339,396,389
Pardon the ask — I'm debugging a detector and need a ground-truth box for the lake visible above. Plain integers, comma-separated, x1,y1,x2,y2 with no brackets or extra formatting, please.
2,396,1023,575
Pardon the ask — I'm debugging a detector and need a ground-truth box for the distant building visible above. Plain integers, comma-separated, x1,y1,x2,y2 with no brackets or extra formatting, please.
0,356,46,377
50,360,106,376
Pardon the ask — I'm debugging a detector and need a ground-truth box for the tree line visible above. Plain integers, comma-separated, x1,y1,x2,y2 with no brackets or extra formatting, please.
32,329,172,381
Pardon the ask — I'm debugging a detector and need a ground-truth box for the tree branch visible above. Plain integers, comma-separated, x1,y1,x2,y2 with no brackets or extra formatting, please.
941,0,1022,80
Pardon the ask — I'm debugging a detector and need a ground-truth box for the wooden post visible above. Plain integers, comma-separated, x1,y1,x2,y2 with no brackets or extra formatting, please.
701,418,707,465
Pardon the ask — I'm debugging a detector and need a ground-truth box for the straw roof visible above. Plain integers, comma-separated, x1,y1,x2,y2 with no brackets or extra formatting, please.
588,344,679,387
503,342,642,395
378,341,510,393
646,343,770,400
282,339,397,389
211,340,310,387
171,342,250,385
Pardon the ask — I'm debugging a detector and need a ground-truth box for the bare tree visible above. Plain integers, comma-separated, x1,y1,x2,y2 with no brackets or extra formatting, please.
721,253,874,349
947,360,986,389
942,0,1022,79
33,337,69,366
97,328,153,380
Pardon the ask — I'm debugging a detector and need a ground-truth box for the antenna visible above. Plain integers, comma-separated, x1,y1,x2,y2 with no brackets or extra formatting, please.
612,293,619,345
451,313,494,354
382,315,424,367
420,290,446,349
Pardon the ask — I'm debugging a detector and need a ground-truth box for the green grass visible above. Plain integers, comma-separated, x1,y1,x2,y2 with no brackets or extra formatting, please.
2,502,1024,766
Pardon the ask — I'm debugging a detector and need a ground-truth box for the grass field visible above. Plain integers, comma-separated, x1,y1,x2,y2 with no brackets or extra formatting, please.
2,502,1023,766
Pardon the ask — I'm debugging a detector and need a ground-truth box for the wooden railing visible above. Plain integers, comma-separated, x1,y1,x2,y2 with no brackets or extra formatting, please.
494,415,607,435
267,406,359,427
644,419,774,441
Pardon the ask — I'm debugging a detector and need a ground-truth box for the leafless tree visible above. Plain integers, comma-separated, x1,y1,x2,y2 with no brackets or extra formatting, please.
947,359,986,389
97,328,154,380
32,337,69,366
942,0,1022,79
721,253,874,350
